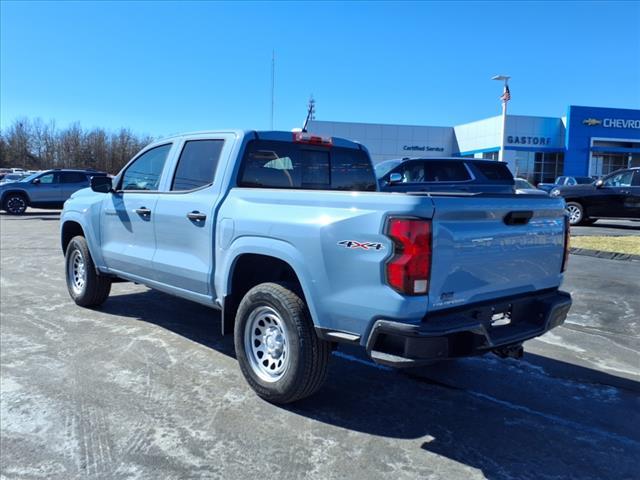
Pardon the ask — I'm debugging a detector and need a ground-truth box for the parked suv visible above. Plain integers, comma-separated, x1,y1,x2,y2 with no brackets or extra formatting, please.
0,169,108,215
550,167,640,225
375,157,515,193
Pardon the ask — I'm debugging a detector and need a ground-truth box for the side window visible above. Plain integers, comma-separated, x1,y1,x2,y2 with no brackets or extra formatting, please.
38,173,56,184
171,140,224,191
61,172,87,183
473,161,513,181
120,144,171,191
425,161,471,182
397,162,425,183
632,171,640,187
603,171,633,187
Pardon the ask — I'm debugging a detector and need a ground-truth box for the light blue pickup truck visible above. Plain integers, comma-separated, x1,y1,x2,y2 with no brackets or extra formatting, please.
60,130,572,403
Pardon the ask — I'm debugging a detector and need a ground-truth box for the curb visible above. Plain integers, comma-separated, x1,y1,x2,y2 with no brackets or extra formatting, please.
569,247,640,262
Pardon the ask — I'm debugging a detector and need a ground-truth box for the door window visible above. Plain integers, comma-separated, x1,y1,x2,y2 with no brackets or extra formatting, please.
120,144,171,191
38,173,56,184
61,172,87,183
603,171,633,187
171,140,224,191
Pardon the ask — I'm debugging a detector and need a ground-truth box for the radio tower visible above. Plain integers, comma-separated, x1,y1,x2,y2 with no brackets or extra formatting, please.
308,95,316,121
302,95,316,132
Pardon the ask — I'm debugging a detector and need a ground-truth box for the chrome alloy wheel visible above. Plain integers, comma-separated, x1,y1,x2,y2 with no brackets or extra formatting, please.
6,196,27,214
566,204,582,225
244,306,290,382
67,249,86,295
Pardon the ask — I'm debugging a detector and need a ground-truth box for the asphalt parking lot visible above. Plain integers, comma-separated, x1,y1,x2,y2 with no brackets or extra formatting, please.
1,211,639,480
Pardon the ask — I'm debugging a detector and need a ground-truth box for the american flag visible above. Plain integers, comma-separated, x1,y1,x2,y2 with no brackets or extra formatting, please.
500,85,511,102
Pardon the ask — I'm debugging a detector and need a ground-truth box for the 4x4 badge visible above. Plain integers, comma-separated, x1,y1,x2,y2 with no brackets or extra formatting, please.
337,240,384,251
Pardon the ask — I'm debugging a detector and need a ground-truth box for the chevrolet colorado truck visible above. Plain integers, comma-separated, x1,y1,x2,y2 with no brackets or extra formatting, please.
60,130,572,403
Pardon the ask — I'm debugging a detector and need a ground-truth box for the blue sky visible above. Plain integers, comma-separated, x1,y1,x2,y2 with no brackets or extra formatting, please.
1,1,639,137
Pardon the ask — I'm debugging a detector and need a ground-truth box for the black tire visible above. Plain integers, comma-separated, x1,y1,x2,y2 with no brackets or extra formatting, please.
566,201,588,226
65,236,111,307
234,282,331,404
2,193,28,215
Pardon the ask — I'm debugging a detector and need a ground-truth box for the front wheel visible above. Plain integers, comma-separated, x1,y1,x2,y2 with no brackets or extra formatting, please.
3,194,28,215
65,236,111,307
234,282,331,404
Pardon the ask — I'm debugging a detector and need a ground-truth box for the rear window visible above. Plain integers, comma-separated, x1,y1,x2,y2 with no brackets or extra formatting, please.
472,161,513,181
238,140,376,191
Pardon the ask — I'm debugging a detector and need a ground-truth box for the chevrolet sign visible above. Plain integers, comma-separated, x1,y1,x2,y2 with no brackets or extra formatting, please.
582,117,640,129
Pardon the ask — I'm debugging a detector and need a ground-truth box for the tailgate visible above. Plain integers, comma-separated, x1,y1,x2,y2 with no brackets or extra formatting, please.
428,194,567,311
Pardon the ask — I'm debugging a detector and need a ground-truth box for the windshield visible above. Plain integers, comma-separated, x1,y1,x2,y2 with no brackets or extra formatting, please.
374,159,402,179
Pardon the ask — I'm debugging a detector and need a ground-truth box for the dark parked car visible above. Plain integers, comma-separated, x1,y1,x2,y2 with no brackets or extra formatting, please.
375,157,515,193
0,169,108,215
537,175,595,193
550,167,640,225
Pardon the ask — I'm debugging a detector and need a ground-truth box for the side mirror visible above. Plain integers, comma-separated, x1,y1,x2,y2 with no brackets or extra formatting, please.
91,176,113,193
32,178,41,184
595,179,604,188
388,173,403,185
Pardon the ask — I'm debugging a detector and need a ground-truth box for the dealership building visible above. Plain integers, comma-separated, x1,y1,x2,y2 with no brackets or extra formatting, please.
308,105,640,183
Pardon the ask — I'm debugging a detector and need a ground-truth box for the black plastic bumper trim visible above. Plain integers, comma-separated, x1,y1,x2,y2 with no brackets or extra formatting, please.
366,290,572,367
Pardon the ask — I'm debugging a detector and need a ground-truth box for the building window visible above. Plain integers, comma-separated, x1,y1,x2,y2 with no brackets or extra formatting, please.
514,151,563,184
481,151,499,161
590,140,640,176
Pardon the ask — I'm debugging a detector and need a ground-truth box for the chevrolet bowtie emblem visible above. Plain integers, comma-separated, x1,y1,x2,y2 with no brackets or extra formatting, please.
582,118,602,126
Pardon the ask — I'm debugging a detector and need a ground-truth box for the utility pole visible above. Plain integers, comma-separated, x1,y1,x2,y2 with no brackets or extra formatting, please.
492,75,511,162
271,50,275,130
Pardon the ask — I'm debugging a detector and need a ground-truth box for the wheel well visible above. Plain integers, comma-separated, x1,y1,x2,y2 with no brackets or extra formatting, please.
61,221,85,253
2,190,30,205
223,254,304,335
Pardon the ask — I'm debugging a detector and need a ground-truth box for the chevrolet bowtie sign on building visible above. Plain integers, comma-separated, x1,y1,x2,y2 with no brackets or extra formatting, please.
583,117,640,129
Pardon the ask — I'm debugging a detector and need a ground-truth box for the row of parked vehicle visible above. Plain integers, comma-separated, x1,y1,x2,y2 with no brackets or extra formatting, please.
1,157,639,227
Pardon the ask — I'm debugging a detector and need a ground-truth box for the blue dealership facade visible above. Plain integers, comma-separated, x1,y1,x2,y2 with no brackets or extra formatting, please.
564,106,640,177
309,105,640,184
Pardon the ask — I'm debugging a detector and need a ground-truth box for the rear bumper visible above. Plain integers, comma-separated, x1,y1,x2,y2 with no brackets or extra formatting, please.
366,289,572,367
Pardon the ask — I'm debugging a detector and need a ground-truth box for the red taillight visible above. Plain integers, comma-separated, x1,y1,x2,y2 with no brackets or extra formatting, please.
561,215,570,272
385,218,432,295
292,131,333,147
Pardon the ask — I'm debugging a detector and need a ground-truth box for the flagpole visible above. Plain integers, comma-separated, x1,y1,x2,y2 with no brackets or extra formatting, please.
492,75,510,163
499,81,508,162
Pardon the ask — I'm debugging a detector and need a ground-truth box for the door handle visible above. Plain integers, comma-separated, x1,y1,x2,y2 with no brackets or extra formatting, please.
135,207,151,216
187,211,207,221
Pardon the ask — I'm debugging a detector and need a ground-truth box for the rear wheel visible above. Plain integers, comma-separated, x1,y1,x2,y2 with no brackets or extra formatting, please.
566,202,587,226
234,282,331,404
3,193,28,215
65,236,111,307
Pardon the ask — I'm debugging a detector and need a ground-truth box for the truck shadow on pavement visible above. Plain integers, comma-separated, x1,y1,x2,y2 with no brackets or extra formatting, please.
102,288,640,480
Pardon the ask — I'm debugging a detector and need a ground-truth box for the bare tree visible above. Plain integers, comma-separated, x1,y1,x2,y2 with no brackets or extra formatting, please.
0,118,153,173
